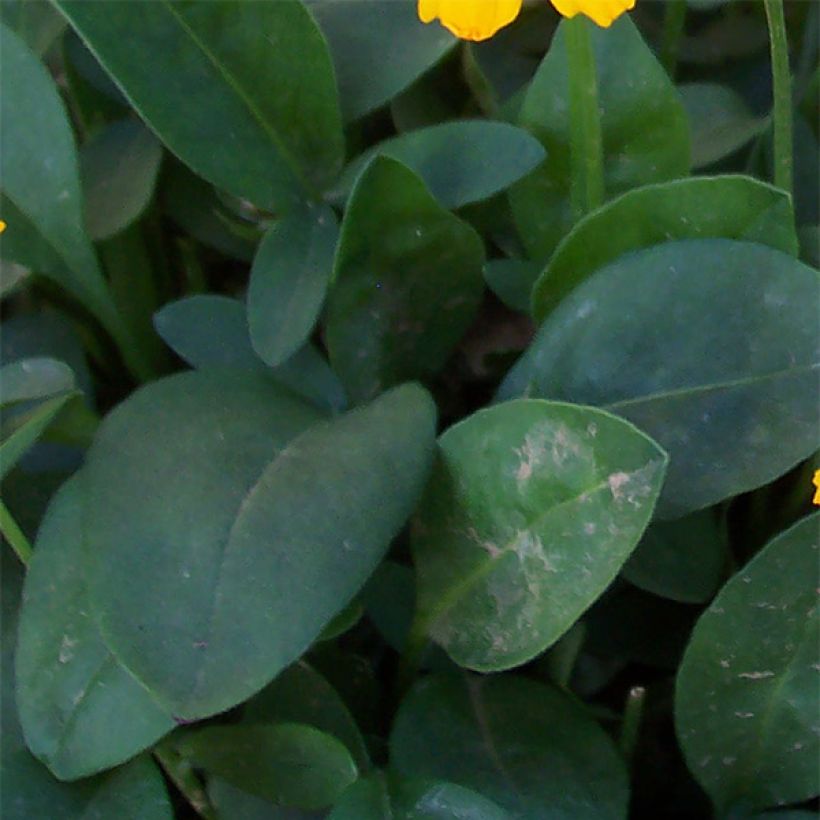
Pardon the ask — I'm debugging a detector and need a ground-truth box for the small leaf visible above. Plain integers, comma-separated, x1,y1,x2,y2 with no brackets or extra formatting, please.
499,239,820,519
676,513,820,814
327,156,484,404
412,399,666,671
178,723,358,810
248,204,338,367
510,16,690,261
331,121,545,209
15,476,174,780
83,375,435,718
81,119,163,241
390,673,629,819
531,176,798,322
0,358,75,407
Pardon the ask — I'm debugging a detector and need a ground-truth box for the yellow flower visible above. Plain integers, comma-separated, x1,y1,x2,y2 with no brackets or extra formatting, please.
813,469,820,506
0,220,6,234
418,0,635,41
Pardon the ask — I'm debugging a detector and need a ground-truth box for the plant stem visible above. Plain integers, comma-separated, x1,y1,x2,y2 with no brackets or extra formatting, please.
396,613,430,698
0,499,32,565
154,744,217,820
620,685,646,765
660,0,687,79
565,16,605,220
763,0,794,197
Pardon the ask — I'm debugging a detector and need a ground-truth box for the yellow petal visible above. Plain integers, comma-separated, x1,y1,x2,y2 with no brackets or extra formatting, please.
550,0,636,27
416,0,522,42
813,469,820,505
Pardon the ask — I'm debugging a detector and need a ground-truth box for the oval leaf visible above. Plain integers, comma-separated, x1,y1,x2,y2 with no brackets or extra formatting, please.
531,176,798,322
79,756,173,820
248,204,339,367
390,673,629,819
499,239,820,519
83,374,435,718
178,723,357,810
412,399,667,671
510,16,690,262
327,156,485,404
331,121,545,209
16,477,174,780
0,358,75,407
675,513,820,814
55,0,344,208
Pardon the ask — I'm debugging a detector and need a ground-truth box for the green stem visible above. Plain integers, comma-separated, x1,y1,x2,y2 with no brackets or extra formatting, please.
396,613,431,699
0,499,33,565
620,685,646,765
153,744,217,820
544,622,585,689
660,0,687,79
763,0,794,197
565,16,605,220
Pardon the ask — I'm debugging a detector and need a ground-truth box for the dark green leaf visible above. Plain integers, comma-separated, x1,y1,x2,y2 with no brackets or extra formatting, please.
81,119,163,241
0,0,65,55
310,0,454,122
531,176,798,322
248,205,338,368
499,239,820,519
412,399,666,671
55,0,344,209
209,777,321,820
327,157,484,403
83,375,435,718
179,723,357,810
391,673,629,819
483,258,542,313
510,17,690,262
0,359,75,407
331,121,545,209
676,513,820,814
78,757,172,820
15,477,174,780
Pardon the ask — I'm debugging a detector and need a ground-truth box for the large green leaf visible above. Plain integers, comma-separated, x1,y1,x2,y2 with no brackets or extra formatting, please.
0,0,65,55
244,661,369,771
178,723,357,810
0,23,118,335
309,0,454,122
78,757,173,820
15,477,174,780
208,777,320,820
55,0,344,209
675,513,820,814
329,772,512,819
330,121,546,209
81,119,163,241
412,400,666,671
509,17,690,262
498,239,820,519
531,176,798,322
248,205,339,368
327,157,484,404
83,375,435,718
390,674,629,819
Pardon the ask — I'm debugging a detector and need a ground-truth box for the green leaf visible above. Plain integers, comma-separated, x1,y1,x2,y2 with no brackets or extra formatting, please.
675,513,820,814
329,772,512,819
622,509,727,604
531,176,798,322
330,121,546,209
244,661,369,771
499,239,820,519
390,673,629,819
153,295,346,414
78,757,173,820
310,0,454,122
179,723,358,810
248,205,339,368
412,399,666,671
83,375,435,718
55,0,344,209
327,157,485,404
15,477,174,780
208,777,320,819
81,119,163,241
0,394,76,481
483,258,542,313
510,17,690,262
679,83,767,170
0,23,116,330
0,359,75,407
0,0,65,55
